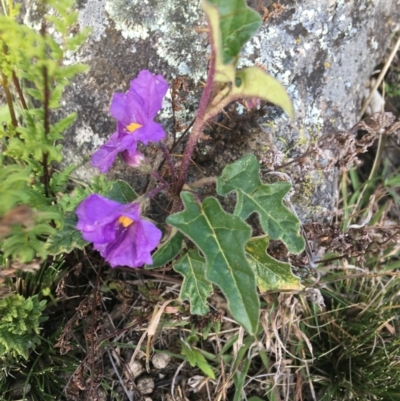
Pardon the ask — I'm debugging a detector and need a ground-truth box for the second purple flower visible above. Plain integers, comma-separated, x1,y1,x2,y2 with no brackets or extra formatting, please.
76,194,162,268
92,70,169,173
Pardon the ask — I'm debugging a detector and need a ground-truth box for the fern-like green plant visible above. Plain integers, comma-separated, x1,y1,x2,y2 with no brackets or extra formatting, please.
0,0,89,263
0,294,46,360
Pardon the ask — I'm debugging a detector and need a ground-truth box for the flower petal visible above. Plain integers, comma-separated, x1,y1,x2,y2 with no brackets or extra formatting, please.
134,120,166,144
92,128,137,173
96,71,168,172
121,149,145,167
120,202,141,221
129,70,169,119
76,194,122,243
101,218,162,268
76,196,162,268
109,93,131,125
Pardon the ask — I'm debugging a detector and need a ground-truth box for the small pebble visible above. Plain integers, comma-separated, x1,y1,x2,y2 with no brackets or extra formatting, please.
97,388,107,401
152,353,171,369
137,377,155,394
128,360,145,378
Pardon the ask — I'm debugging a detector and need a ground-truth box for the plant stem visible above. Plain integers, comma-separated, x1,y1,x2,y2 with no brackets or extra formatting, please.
41,18,51,199
159,142,176,183
1,71,18,128
146,183,169,199
176,58,216,193
150,170,169,187
12,71,28,110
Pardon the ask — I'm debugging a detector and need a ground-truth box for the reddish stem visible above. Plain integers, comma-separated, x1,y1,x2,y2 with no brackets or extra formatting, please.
1,72,18,128
159,142,176,183
146,183,169,199
12,71,28,110
176,56,216,193
41,18,51,199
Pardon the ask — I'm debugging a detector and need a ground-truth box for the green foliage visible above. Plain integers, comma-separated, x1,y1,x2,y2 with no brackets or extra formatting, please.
202,0,293,118
173,250,213,315
246,236,302,292
217,154,304,253
232,67,295,119
103,180,138,204
0,294,46,360
146,229,184,269
0,0,89,168
167,155,303,333
0,162,32,215
2,212,58,262
180,335,216,379
205,0,261,65
167,191,260,334
0,0,89,263
232,357,251,401
0,0,308,398
0,326,78,401
58,175,113,212
0,3,88,393
385,82,400,98
45,212,88,255
299,273,400,400
0,255,78,401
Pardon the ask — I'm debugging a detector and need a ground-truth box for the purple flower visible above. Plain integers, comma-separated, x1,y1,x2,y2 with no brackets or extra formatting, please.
92,70,169,173
76,194,162,268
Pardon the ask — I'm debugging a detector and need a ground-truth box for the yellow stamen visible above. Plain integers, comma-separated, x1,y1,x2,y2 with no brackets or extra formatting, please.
126,122,142,132
118,216,134,228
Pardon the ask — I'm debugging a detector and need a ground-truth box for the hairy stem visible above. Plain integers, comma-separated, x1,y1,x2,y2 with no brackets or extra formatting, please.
41,18,51,199
176,58,216,193
1,71,18,128
159,142,176,183
146,183,169,199
12,71,28,110
150,170,169,187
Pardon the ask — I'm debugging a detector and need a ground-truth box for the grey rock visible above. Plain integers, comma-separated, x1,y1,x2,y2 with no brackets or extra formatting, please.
34,0,400,221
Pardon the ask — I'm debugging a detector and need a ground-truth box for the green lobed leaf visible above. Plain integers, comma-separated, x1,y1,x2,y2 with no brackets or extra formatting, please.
173,250,213,316
146,229,184,269
246,236,303,292
217,154,305,254
104,180,137,204
202,0,293,118
167,192,259,334
204,0,261,65
202,0,234,84
232,67,294,119
45,212,88,255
